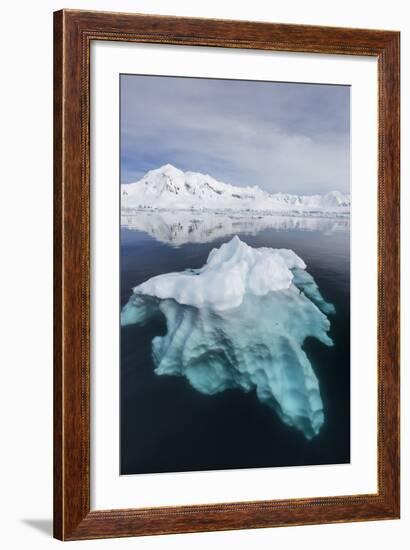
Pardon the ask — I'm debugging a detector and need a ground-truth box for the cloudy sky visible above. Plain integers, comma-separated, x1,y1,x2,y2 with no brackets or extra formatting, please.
120,74,350,195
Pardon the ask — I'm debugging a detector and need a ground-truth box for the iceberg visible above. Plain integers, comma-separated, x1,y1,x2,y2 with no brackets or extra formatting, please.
133,236,306,311
121,237,335,439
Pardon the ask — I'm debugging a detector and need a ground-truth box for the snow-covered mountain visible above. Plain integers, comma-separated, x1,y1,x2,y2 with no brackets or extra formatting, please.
121,164,350,214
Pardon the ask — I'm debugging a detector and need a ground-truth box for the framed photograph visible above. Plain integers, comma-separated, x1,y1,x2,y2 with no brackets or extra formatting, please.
54,9,400,540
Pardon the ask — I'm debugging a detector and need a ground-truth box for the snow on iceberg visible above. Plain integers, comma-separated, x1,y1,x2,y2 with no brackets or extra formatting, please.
131,236,306,311
121,237,335,439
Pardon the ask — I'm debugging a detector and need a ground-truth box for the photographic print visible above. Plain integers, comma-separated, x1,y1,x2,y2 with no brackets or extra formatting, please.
54,12,400,538
120,74,351,476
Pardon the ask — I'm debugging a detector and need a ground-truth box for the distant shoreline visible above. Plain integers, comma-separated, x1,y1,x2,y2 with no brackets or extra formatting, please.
120,206,350,219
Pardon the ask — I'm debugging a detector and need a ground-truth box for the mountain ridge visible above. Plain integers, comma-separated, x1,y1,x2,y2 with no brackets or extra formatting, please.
121,164,350,213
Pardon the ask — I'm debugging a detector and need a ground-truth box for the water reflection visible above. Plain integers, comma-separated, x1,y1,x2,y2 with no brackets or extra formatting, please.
121,209,350,246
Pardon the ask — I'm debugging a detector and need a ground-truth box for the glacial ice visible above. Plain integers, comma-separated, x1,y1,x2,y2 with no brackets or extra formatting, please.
121,237,335,439
134,236,305,311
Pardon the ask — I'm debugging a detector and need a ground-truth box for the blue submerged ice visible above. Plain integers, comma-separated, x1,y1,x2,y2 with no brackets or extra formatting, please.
121,236,335,439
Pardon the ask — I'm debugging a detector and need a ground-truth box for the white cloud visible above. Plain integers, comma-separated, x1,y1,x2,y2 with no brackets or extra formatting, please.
121,75,350,195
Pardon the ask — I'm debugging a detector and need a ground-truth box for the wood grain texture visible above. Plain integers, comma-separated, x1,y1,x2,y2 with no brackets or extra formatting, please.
53,10,63,541
53,9,400,541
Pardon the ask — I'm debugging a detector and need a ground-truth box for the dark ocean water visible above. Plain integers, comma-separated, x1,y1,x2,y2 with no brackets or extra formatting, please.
120,222,350,475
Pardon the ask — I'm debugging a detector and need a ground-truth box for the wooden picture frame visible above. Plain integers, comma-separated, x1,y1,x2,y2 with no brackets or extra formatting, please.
54,9,400,541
